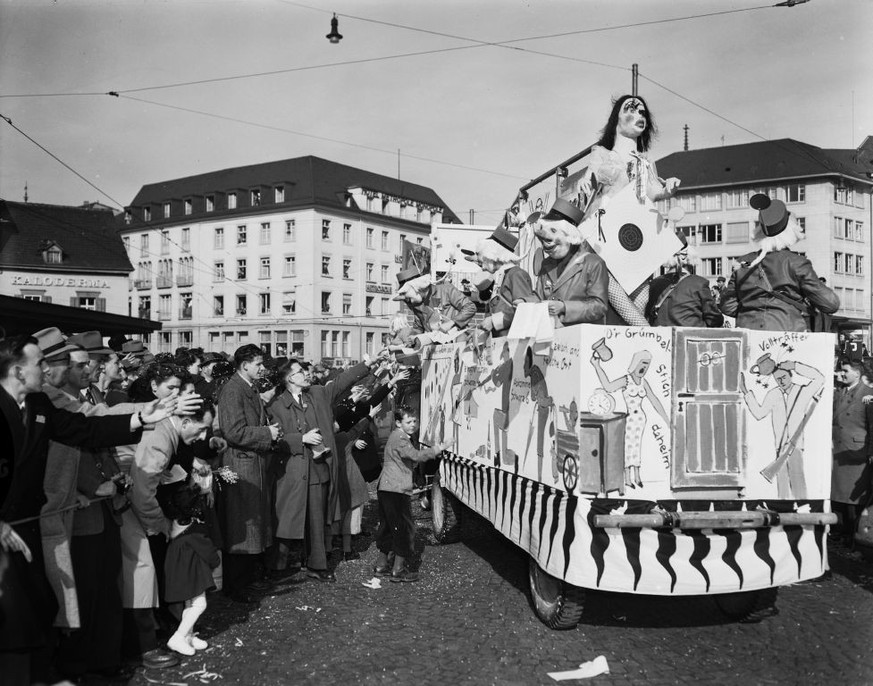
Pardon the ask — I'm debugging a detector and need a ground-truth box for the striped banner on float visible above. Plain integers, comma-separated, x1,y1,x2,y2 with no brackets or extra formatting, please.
439,453,829,596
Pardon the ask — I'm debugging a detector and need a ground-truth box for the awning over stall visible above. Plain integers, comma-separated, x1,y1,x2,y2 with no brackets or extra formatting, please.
0,294,162,337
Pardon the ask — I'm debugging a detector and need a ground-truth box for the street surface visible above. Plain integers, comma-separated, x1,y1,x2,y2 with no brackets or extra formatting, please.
116,494,873,686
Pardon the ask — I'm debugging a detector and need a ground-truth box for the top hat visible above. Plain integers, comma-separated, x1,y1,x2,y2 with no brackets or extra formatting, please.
33,327,79,361
488,227,518,253
396,267,423,286
68,330,114,357
527,198,585,227
750,194,790,237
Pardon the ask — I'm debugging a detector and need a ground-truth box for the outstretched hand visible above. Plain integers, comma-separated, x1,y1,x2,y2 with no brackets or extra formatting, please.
0,521,32,562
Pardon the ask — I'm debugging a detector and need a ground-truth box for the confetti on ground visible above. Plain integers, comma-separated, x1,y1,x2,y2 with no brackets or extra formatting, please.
548,656,610,681
295,605,322,612
234,637,244,646
362,578,382,589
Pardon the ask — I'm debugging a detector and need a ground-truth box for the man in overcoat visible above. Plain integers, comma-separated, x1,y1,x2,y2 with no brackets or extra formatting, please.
0,334,183,685
832,357,873,546
269,358,372,581
216,344,281,601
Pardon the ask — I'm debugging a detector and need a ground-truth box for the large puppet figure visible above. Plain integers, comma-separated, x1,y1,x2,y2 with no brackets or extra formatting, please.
578,95,681,326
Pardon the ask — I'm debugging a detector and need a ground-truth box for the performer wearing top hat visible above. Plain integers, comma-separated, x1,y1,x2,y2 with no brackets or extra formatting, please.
474,228,535,337
719,194,839,332
392,267,476,336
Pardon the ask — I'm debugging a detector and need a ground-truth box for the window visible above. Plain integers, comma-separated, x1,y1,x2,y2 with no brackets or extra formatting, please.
206,195,214,212
139,296,151,317
158,294,171,319
856,255,864,276
365,296,374,316
282,293,296,314
381,297,390,315
700,257,722,277
698,224,722,244
699,193,722,212
321,292,331,313
856,221,865,242
796,217,806,232
260,222,271,245
283,256,296,277
214,227,224,249
143,207,151,222
786,184,805,203
275,186,285,203
380,265,389,283
163,202,171,219
181,228,190,251
228,192,237,209
285,220,296,242
755,186,779,200
122,236,130,252
342,331,350,358
159,331,172,351
322,256,331,276
180,293,193,319
290,330,304,356
332,331,339,357
725,222,748,244
677,195,697,213
251,189,261,206
366,263,374,281
381,231,389,250
366,227,374,248
844,219,854,240
845,254,854,274
260,257,271,279
343,223,352,244
322,219,331,240
343,259,351,279
43,245,62,264
343,293,352,315
178,257,193,285
399,233,407,250
416,237,424,244
237,258,247,280
237,225,247,245
725,189,749,209
161,230,170,254
834,252,844,273
259,293,271,315
184,199,192,216
236,294,247,315
321,331,330,358
259,331,271,357
366,332,374,356
834,217,844,239
214,295,224,316
275,331,288,357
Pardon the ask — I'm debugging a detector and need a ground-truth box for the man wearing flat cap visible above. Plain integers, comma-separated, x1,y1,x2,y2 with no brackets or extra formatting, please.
522,198,609,327
392,266,476,336
719,194,839,332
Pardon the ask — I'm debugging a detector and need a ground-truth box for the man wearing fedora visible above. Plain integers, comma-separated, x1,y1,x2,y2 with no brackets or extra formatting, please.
719,194,839,332
523,198,609,327
68,331,115,406
393,266,476,337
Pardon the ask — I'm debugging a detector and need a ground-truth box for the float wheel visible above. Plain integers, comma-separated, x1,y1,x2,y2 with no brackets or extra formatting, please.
528,558,585,630
562,455,579,493
714,588,779,623
431,472,462,544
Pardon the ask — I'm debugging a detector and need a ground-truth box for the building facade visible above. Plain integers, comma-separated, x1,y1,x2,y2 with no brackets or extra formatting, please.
0,200,133,314
119,156,459,361
657,137,873,335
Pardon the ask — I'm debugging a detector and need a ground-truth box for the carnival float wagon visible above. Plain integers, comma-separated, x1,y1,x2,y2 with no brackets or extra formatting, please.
418,144,838,629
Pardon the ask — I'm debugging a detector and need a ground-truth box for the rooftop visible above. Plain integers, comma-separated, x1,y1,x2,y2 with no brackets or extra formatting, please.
656,138,873,190
123,155,460,227
0,200,133,274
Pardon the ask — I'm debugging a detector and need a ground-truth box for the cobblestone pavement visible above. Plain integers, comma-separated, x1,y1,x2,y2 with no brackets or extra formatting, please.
108,494,873,686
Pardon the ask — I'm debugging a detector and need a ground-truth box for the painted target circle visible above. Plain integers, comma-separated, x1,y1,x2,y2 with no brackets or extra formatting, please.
618,223,644,252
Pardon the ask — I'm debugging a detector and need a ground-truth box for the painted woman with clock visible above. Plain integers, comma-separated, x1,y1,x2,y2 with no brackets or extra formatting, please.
591,349,669,488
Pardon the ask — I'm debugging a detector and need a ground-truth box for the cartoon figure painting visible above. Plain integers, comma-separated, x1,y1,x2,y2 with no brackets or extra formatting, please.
591,345,669,488
741,354,824,499
522,346,558,482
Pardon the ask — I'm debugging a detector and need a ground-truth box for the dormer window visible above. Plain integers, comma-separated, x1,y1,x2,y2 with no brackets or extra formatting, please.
184,199,193,215
143,207,151,222
251,189,261,206
206,195,215,212
274,186,285,203
41,241,63,264
163,202,171,218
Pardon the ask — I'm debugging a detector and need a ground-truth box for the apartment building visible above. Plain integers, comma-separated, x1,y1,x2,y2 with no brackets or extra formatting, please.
119,155,459,361
657,137,873,334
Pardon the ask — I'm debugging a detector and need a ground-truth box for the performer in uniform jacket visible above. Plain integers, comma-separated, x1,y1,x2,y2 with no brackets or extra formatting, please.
719,194,839,332
646,241,723,328
473,227,535,337
392,267,477,336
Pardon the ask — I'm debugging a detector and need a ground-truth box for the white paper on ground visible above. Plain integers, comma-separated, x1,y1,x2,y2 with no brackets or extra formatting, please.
362,578,382,589
547,655,610,681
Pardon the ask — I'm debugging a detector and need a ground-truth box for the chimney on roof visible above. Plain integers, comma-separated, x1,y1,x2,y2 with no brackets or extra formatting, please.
683,125,689,152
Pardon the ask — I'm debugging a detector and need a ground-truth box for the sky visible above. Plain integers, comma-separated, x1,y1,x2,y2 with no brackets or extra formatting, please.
1,0,871,227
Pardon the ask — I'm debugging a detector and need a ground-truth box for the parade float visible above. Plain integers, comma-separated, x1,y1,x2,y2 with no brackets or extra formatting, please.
419,142,838,629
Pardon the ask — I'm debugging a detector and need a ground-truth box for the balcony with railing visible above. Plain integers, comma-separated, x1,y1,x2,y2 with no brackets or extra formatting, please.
138,307,152,319
179,306,193,320
156,276,173,288
177,274,194,287
134,278,152,290
157,309,172,321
